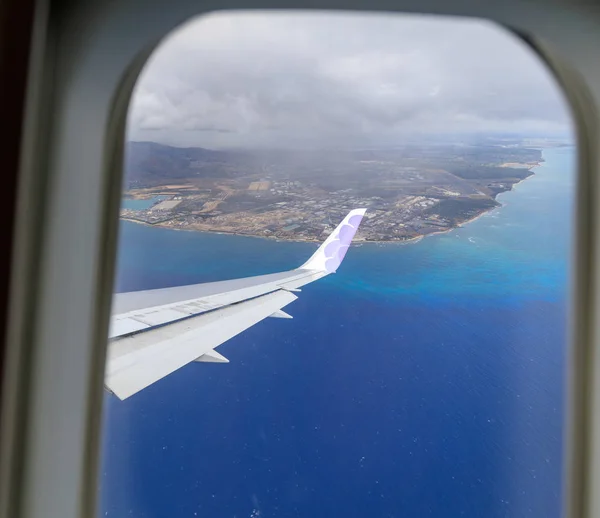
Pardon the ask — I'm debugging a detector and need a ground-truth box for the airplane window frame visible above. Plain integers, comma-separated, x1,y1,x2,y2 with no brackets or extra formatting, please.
0,2,597,518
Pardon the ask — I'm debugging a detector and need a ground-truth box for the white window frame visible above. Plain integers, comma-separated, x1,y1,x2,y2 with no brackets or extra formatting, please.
1,1,599,518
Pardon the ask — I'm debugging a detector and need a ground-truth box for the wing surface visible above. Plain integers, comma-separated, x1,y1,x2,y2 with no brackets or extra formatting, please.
106,208,366,399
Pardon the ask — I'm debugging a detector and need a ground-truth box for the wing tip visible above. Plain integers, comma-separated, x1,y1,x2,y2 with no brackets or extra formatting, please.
300,208,366,273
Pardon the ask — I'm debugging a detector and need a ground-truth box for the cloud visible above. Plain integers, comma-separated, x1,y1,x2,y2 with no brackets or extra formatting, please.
127,11,572,148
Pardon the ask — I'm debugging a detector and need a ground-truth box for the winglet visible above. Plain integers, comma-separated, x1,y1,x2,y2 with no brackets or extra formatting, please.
300,208,366,273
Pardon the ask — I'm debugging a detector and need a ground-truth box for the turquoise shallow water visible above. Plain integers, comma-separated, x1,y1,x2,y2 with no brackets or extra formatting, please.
101,146,574,518
121,195,166,210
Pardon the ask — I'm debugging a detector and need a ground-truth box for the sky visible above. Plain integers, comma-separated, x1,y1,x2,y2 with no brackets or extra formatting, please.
127,11,572,149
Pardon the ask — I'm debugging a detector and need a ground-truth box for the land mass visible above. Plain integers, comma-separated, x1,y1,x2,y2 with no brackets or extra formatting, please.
120,140,544,242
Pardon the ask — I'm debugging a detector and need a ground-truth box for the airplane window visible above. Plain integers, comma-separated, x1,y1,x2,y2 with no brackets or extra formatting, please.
100,11,574,518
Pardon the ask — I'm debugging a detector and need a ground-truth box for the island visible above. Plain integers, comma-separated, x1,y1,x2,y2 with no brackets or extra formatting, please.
120,139,544,242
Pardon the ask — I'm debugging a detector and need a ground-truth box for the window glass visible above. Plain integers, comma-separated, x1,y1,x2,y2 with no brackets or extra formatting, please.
100,12,574,518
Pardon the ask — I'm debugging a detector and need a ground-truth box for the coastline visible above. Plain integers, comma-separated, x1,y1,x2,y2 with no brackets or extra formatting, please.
121,203,498,246
120,162,540,246
120,216,427,245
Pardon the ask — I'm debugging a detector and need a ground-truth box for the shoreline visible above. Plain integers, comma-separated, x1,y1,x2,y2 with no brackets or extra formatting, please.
121,203,497,246
120,162,541,246
120,217,429,245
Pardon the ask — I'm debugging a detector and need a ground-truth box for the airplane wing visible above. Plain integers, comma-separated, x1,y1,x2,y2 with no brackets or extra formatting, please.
105,208,366,400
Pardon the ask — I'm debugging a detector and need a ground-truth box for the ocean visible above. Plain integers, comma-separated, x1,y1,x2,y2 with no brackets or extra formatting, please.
100,146,574,518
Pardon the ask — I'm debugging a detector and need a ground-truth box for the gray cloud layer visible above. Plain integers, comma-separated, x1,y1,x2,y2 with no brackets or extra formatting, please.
127,11,572,148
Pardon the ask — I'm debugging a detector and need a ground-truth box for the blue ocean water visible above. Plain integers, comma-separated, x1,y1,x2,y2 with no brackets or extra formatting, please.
100,146,574,518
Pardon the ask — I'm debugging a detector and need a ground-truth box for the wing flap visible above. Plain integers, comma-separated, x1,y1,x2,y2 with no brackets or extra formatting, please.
269,309,293,319
105,290,297,400
194,350,229,363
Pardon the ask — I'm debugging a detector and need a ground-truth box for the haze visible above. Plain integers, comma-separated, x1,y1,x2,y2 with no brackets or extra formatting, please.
127,11,571,149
